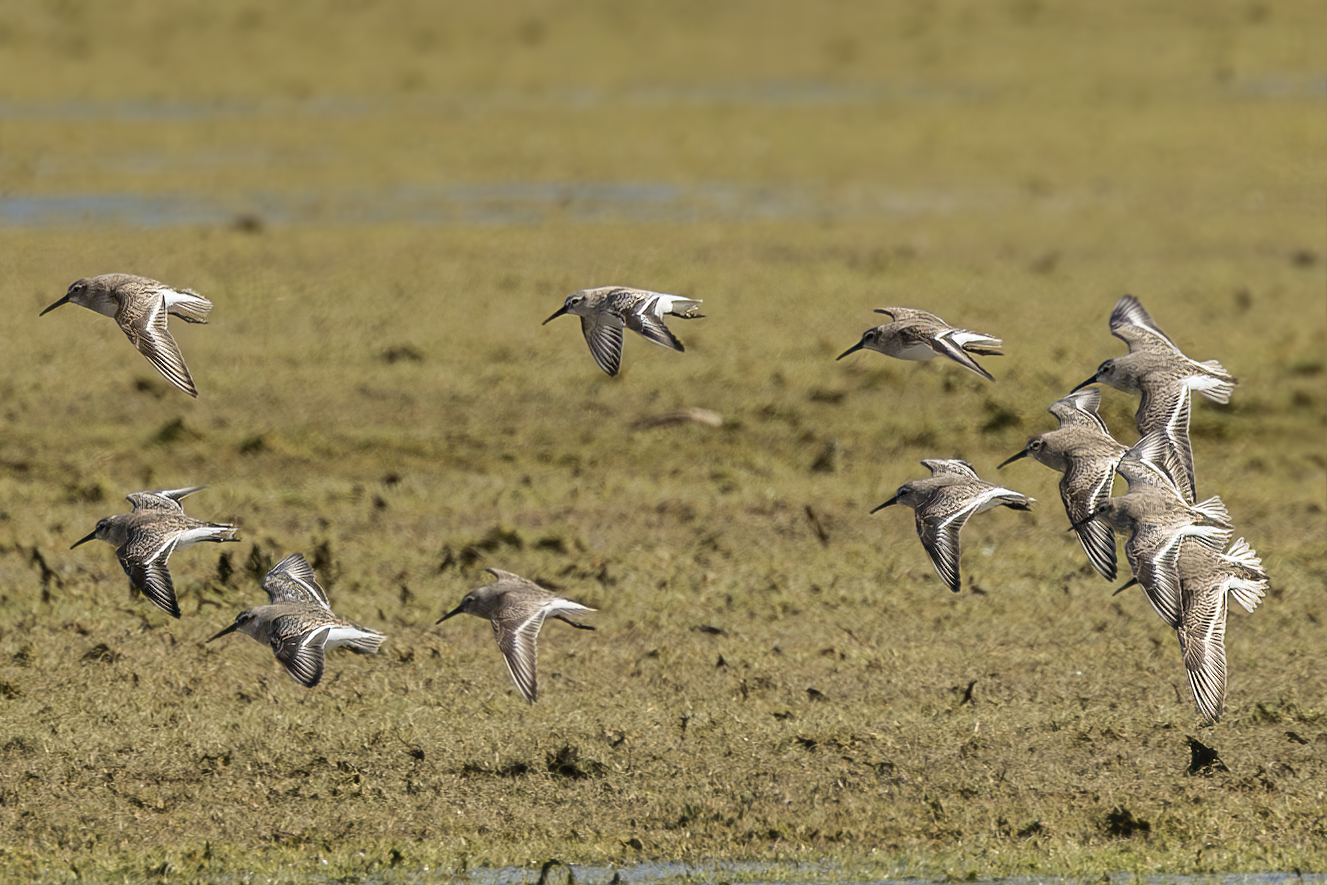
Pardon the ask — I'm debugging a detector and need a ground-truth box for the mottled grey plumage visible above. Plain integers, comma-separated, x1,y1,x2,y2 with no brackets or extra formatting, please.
1073,294,1236,502
71,486,239,618
837,307,1002,381
208,553,386,688
1174,533,1268,723
1085,433,1233,629
437,568,596,703
999,387,1128,580
543,286,703,376
872,459,1035,593
40,273,213,397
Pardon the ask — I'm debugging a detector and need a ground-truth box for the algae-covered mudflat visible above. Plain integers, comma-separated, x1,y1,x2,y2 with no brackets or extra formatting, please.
0,1,1324,882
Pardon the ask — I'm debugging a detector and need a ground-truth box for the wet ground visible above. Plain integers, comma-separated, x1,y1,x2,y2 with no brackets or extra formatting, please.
1,2,1323,882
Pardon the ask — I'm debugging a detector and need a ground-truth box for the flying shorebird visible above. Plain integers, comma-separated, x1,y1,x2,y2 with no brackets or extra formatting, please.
1075,432,1233,629
71,486,239,618
208,553,386,688
1072,294,1236,502
872,459,1035,593
1110,529,1267,723
1173,531,1268,723
998,387,1128,580
39,273,213,397
542,286,703,376
837,307,1002,381
437,568,596,703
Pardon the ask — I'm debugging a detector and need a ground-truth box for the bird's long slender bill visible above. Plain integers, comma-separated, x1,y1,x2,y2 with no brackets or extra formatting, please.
541,305,570,325
39,294,72,316
207,622,242,643
436,605,465,625
997,449,1029,469
835,340,866,361
1069,375,1100,394
70,529,98,549
1113,577,1140,596
869,496,899,514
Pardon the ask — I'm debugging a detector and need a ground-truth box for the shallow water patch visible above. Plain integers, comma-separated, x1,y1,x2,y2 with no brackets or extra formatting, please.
0,182,1011,229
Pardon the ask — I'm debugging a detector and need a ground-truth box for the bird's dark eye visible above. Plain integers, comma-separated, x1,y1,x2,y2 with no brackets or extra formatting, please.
1030,439,1044,451
1098,360,1112,373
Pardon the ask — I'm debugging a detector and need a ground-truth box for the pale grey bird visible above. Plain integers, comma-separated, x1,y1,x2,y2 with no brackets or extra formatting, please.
999,387,1128,580
71,486,239,618
1112,530,1267,722
40,273,213,397
542,286,703,376
1173,532,1268,723
1078,433,1233,629
437,568,596,703
1073,294,1236,502
872,459,1035,593
208,553,386,688
837,307,1002,381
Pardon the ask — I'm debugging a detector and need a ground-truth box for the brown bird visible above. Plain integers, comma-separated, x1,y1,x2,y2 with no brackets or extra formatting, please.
437,568,596,703
41,273,213,397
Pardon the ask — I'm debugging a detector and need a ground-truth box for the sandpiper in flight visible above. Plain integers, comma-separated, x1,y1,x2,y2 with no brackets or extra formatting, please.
208,552,386,687
71,486,239,618
40,273,213,397
998,387,1128,580
837,307,1003,381
437,568,596,703
1173,531,1268,723
1077,432,1233,629
1073,294,1236,502
542,286,703,376
872,459,1035,593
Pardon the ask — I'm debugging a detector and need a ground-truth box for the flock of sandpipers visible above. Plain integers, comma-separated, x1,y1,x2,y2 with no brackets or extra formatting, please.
41,275,1266,720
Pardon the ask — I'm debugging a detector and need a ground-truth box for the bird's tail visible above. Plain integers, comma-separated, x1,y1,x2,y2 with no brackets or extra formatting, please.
342,631,386,655
997,492,1035,512
1193,496,1231,528
1222,537,1269,614
666,298,704,319
207,524,241,543
1192,360,1236,404
951,329,1002,356
167,290,214,324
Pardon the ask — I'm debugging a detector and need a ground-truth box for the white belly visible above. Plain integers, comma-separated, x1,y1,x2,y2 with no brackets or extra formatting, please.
892,341,937,361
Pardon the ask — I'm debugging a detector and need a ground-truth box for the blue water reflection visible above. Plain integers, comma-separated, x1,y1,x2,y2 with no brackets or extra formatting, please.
0,182,984,229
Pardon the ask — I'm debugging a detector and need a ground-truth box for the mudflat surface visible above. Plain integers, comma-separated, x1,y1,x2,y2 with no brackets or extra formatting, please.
0,1,1323,881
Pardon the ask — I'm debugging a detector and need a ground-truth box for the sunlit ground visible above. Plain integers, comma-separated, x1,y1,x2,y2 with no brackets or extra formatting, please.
0,1,1323,881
